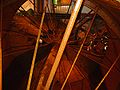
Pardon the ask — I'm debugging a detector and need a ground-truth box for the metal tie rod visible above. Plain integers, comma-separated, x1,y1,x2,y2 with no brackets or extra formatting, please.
61,8,98,90
95,54,120,90
26,8,46,90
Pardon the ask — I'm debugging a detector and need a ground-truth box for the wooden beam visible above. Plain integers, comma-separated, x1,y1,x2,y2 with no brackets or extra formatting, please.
0,26,2,90
44,0,84,90
0,4,2,88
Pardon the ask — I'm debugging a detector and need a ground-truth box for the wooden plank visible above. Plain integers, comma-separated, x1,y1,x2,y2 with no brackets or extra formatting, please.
44,0,84,90
0,28,2,90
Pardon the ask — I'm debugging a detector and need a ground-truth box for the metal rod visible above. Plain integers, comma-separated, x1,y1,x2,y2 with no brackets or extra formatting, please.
26,9,46,90
95,54,120,90
44,0,84,90
61,9,98,90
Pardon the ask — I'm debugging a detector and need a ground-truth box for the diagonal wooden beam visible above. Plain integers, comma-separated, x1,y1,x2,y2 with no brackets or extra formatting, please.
0,28,2,90
0,4,2,88
44,0,84,90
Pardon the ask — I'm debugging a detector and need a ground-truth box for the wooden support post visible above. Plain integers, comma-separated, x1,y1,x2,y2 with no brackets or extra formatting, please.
44,0,84,90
